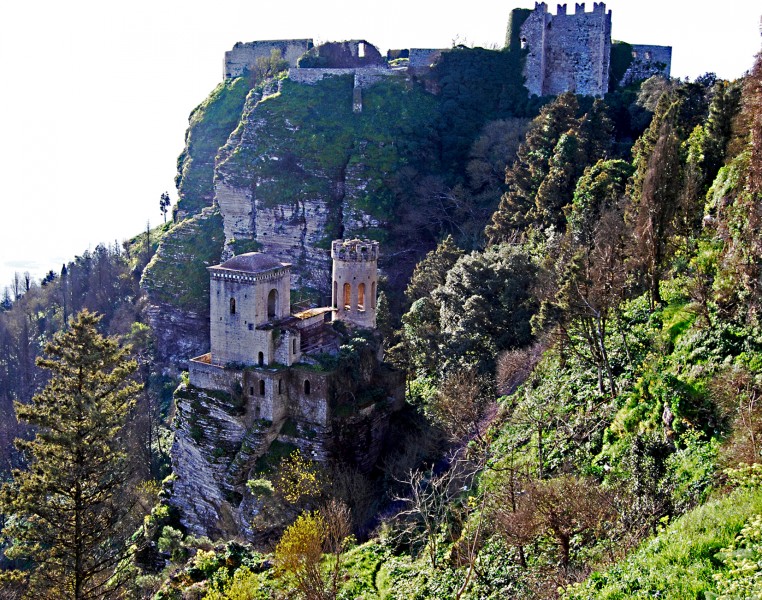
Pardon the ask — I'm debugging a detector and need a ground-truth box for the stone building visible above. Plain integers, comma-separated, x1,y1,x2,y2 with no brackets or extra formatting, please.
173,240,404,538
512,2,671,97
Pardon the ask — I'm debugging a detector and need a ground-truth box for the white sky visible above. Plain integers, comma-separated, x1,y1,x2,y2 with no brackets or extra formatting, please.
0,0,759,290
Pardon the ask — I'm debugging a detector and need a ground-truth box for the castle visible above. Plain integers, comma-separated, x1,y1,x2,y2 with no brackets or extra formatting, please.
219,3,671,99
173,240,403,537
511,2,671,97
188,238,386,426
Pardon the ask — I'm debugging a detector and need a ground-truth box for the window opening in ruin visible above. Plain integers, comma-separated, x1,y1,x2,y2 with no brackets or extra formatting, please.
304,379,311,395
343,283,351,310
292,339,297,354
258,352,264,366
521,37,527,49
371,281,376,309
645,51,651,60
268,289,278,318
358,42,365,58
278,379,283,394
333,281,338,308
230,298,236,314
358,283,365,311
255,405,261,418
632,51,638,58
250,386,254,395
260,380,265,395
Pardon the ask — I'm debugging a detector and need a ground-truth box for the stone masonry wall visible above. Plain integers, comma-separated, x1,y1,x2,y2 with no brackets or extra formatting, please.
224,39,313,79
521,2,612,97
621,44,672,86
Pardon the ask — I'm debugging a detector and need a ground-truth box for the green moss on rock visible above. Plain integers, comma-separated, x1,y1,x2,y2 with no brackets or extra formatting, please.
176,78,252,216
141,208,224,313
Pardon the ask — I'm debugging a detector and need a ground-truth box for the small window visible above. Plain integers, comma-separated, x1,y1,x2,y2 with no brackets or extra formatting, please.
632,50,638,59
278,379,283,394
358,42,365,58
333,281,338,308
230,298,236,314
259,380,265,395
304,379,311,395
292,339,297,354
343,283,351,310
644,51,651,60
371,281,376,309
249,386,254,395
258,351,264,366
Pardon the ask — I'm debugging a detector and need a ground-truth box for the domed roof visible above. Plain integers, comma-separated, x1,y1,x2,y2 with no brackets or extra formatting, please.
216,253,290,274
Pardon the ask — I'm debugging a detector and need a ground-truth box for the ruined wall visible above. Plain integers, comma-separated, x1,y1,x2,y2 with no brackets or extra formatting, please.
621,44,672,86
521,2,612,97
224,39,313,79
288,66,396,88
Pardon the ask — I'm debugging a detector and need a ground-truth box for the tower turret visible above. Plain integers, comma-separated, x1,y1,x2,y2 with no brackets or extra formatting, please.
331,239,379,329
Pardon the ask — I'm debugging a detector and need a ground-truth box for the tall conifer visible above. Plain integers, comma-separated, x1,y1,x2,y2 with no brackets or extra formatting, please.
1,310,140,599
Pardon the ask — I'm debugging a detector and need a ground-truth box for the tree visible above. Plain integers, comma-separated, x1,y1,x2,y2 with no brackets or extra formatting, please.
0,310,140,599
627,94,684,309
273,502,352,600
159,192,171,224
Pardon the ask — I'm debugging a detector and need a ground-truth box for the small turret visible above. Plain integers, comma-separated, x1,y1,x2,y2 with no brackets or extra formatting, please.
331,239,379,329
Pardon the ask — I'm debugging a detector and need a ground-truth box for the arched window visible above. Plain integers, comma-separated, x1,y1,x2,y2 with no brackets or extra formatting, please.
230,298,236,314
268,289,278,318
333,281,338,308
371,281,376,309
259,380,265,395
358,283,365,311
343,283,351,310
258,351,264,366
304,379,311,395
278,379,283,394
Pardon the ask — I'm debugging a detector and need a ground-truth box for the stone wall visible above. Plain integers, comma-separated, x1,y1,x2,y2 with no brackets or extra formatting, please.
408,48,444,72
189,355,241,393
288,368,332,426
224,39,313,79
621,44,672,86
288,66,397,89
242,368,289,423
521,2,611,97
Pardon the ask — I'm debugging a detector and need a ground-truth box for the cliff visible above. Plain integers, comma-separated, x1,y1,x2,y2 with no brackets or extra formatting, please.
213,74,439,293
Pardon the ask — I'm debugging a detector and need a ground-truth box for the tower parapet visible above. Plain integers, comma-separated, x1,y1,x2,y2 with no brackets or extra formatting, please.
331,239,379,329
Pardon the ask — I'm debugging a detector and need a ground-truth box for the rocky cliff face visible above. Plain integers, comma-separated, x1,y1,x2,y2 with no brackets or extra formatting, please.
141,209,224,366
213,74,438,296
143,72,439,363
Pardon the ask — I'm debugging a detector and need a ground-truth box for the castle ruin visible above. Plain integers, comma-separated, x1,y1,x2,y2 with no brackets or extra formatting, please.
510,2,671,97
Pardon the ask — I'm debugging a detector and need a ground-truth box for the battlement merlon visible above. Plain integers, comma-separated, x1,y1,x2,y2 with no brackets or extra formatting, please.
331,239,380,262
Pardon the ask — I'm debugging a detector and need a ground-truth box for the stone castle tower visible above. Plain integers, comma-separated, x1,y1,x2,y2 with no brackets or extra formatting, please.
509,2,672,98
518,2,612,98
331,239,379,329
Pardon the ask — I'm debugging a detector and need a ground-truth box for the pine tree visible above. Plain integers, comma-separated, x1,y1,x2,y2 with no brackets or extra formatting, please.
1,309,140,599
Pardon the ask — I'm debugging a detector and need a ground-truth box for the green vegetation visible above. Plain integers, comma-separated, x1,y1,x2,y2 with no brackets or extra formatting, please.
564,488,762,599
175,77,253,216
141,207,224,312
0,311,141,598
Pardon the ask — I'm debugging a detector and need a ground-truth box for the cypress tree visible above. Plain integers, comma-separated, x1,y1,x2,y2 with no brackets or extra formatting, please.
1,309,140,599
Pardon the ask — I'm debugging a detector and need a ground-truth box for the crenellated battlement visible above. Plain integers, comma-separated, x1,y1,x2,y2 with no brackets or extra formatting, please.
331,239,379,262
